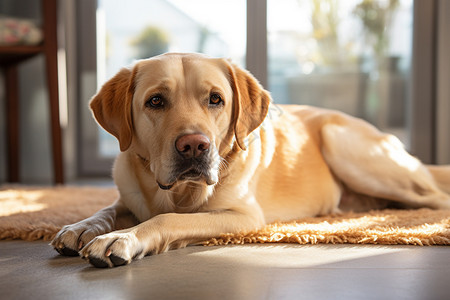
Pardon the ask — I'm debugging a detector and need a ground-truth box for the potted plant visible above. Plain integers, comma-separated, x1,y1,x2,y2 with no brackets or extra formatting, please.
130,25,169,59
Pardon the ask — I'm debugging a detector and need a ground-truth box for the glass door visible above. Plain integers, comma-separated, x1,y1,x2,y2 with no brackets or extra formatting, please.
268,0,413,147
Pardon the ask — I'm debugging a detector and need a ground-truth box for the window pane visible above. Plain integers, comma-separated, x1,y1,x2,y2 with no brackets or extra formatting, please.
268,0,413,146
96,0,246,157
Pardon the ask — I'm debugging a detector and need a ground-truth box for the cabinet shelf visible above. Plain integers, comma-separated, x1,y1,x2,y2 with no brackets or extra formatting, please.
0,45,44,65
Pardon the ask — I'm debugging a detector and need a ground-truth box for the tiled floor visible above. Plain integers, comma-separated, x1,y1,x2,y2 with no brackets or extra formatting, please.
0,240,449,300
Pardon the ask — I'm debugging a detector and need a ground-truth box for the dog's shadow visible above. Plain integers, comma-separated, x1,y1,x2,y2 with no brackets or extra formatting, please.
47,244,227,278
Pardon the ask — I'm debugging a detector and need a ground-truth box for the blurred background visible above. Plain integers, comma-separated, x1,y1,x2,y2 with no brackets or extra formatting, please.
0,0,449,184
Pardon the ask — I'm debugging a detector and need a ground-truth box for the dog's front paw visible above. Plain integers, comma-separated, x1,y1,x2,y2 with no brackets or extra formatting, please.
80,232,146,268
50,220,113,256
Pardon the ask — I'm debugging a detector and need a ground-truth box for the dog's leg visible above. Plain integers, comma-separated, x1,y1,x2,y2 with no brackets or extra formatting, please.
320,115,450,209
426,165,450,195
80,208,264,267
50,201,138,256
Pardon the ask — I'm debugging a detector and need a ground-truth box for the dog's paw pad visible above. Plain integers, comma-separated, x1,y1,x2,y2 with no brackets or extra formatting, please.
88,256,109,268
110,254,128,267
55,247,79,257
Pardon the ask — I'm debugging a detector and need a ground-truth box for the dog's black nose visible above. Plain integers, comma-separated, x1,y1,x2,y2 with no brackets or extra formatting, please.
175,134,210,159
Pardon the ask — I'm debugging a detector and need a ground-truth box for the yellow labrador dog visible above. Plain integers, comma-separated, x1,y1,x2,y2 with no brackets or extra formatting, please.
51,53,450,267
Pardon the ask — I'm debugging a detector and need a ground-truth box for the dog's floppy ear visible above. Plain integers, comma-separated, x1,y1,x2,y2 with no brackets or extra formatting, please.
227,62,271,150
90,66,138,152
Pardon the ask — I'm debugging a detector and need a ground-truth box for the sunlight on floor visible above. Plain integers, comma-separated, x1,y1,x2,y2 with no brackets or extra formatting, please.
0,190,47,216
189,244,406,268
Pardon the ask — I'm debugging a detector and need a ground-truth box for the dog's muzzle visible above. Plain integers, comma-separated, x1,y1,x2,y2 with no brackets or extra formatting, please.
157,133,218,190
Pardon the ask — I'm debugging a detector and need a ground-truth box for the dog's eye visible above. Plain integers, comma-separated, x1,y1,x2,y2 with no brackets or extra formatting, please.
209,93,224,106
146,96,164,109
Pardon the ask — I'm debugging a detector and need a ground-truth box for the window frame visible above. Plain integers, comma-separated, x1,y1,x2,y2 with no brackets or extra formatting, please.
410,0,438,163
435,0,450,164
77,0,113,176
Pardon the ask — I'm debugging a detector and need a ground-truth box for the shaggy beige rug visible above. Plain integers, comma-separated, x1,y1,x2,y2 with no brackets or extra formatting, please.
1,186,449,245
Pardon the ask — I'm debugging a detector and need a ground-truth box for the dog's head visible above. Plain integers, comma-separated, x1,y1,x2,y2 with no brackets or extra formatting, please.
90,53,270,190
